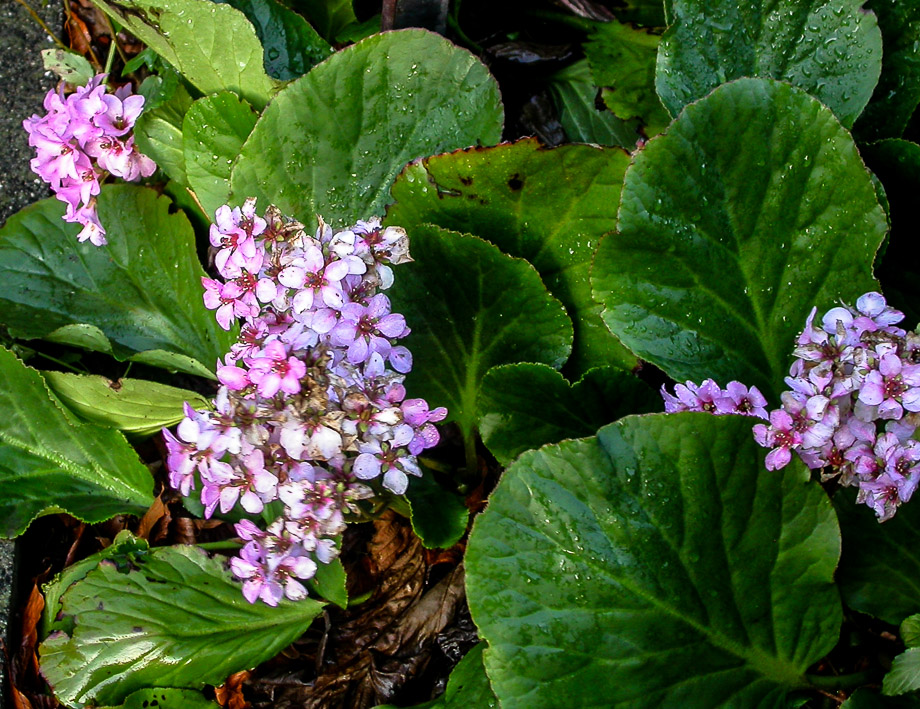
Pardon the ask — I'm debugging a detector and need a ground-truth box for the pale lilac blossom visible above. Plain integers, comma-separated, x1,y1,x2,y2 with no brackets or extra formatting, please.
166,205,445,604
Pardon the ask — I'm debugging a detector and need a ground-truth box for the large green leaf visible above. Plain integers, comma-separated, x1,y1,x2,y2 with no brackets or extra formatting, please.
0,184,236,378
478,363,659,466
405,469,469,549
0,348,153,538
101,688,219,708
40,544,324,707
593,78,887,399
656,0,883,128
183,92,259,219
42,531,151,639
42,372,210,438
386,225,573,442
547,60,640,148
584,19,670,135
842,689,920,708
855,0,920,141
466,413,842,708
92,0,279,109
285,0,356,41
835,490,920,625
863,139,920,328
134,76,194,185
386,137,635,377
230,29,503,227
884,649,920,696
215,0,332,80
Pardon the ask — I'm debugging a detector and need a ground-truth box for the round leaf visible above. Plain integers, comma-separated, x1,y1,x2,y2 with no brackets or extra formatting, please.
0,185,236,377
466,413,842,708
585,19,670,134
593,78,887,399
93,0,279,109
656,0,883,128
386,225,573,440
386,137,634,377
183,92,259,220
479,363,659,465
39,544,324,707
215,0,332,80
0,348,153,538
230,29,503,227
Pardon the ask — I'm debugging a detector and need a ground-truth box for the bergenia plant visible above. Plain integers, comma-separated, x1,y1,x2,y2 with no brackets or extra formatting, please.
166,201,445,605
2,0,920,706
23,74,155,245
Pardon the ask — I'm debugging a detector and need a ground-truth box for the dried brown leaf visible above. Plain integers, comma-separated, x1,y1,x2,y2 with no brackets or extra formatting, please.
136,494,167,540
216,670,252,709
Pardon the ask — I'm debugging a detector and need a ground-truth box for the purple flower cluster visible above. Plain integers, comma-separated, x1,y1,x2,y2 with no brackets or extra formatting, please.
661,292,920,522
752,292,920,521
661,379,769,419
164,201,446,605
22,75,155,246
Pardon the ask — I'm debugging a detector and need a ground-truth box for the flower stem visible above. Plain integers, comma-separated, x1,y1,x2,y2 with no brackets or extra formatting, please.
12,0,68,50
464,429,479,480
805,669,878,691
104,33,117,76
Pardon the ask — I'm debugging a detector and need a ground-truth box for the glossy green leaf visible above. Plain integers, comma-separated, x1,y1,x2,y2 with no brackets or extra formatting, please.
466,413,842,708
547,60,640,148
884,648,920,696
0,348,152,538
230,29,503,227
307,558,348,609
216,0,332,80
92,0,279,109
406,469,469,549
585,19,669,135
855,0,920,141
593,78,887,399
903,615,920,648
42,531,151,639
285,0,356,41
386,137,634,377
835,489,920,625
42,372,210,438
842,689,920,708
101,687,219,708
863,139,920,328
656,0,883,128
134,77,194,185
375,643,497,709
478,363,659,466
183,93,259,219
0,185,236,377
386,225,572,442
39,544,324,707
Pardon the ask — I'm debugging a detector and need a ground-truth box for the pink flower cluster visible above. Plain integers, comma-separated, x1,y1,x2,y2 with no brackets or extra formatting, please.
662,293,920,522
22,74,156,245
164,201,446,605
753,292,920,521
661,379,768,418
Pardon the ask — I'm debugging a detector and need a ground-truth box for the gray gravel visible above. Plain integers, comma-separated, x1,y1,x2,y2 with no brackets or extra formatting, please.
0,0,59,226
1,0,62,705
